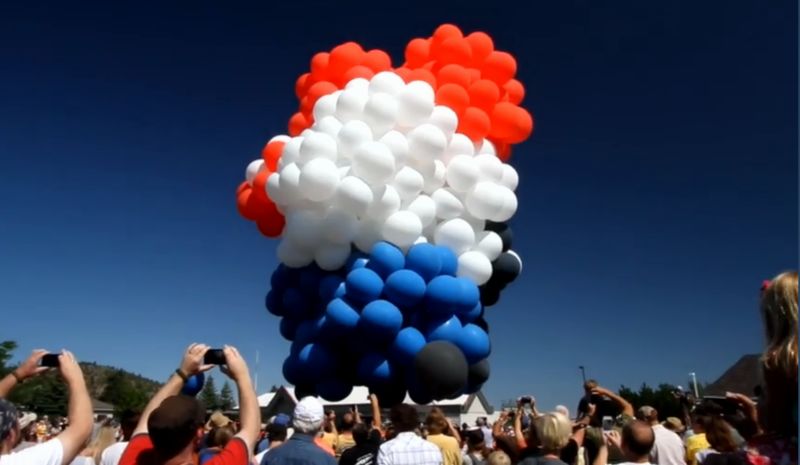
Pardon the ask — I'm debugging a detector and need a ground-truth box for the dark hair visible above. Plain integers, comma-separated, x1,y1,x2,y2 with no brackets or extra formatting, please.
493,435,519,463
390,405,419,432
266,423,287,442
622,421,655,458
584,379,598,391
352,423,371,445
466,429,485,451
341,412,355,431
705,417,738,453
425,407,449,435
119,410,141,441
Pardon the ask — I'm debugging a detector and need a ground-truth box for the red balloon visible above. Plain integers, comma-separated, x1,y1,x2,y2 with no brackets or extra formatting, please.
295,73,311,99
458,106,491,141
288,112,308,136
495,141,512,161
407,69,437,88
237,188,258,220
393,67,412,82
256,202,285,237
482,51,517,85
329,42,365,78
251,170,270,202
503,79,525,105
468,79,500,112
306,81,338,106
432,24,463,45
436,84,470,115
438,38,472,65
362,49,392,72
437,64,470,89
465,31,494,66
405,38,430,67
262,140,285,171
310,52,330,80
344,65,375,82
490,102,533,143
236,181,249,196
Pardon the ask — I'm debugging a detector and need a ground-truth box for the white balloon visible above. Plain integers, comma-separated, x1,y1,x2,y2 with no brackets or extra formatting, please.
499,163,519,191
457,251,493,285
299,131,337,164
345,77,370,93
314,115,343,138
473,231,503,261
413,236,429,245
434,218,475,255
379,130,409,166
337,165,351,178
363,92,399,136
407,194,436,227
277,239,314,268
269,134,291,145
474,153,504,182
245,159,264,185
445,133,475,162
477,139,496,155
445,154,480,193
353,141,395,185
322,207,359,244
336,88,369,122
299,158,340,202
382,210,423,248
407,123,447,161
313,92,339,121
392,166,424,200
315,242,352,271
491,186,518,222
354,219,382,253
397,81,435,127
280,137,304,166
266,172,287,206
366,185,400,220
335,176,374,217
337,120,373,159
278,162,302,205
427,106,458,141
368,72,406,96
465,181,505,220
284,210,323,249
431,188,464,219
422,160,447,194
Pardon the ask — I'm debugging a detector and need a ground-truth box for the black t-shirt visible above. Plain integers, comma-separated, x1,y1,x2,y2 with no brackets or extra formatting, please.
339,443,379,465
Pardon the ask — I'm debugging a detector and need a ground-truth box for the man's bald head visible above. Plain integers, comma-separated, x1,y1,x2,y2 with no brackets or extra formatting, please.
622,420,655,460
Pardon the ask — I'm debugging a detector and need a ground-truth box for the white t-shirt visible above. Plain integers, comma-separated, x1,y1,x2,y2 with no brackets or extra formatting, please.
0,439,64,465
69,456,96,465
100,442,129,465
651,424,687,465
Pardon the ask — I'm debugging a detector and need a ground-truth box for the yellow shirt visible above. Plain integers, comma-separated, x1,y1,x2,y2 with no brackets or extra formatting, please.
321,432,337,451
336,433,356,456
427,433,462,465
686,433,710,465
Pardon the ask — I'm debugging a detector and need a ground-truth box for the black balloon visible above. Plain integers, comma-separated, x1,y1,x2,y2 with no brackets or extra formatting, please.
474,317,489,333
479,285,501,306
370,383,407,408
492,252,521,285
413,341,468,400
294,384,317,400
468,358,491,387
485,221,513,251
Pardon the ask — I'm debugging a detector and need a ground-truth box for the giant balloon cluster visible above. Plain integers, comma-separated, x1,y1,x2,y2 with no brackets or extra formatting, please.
235,24,531,403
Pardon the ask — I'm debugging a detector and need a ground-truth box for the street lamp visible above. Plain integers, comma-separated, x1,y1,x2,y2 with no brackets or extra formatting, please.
579,366,586,384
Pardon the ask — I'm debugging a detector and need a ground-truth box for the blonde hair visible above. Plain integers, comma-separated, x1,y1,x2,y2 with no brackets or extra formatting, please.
533,413,572,453
488,451,512,465
760,271,798,379
424,407,449,435
89,425,118,464
759,271,798,436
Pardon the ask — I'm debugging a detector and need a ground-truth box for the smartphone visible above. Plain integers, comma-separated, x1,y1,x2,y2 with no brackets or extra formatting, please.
701,396,741,415
204,349,226,365
40,354,60,367
602,416,614,432
519,396,533,405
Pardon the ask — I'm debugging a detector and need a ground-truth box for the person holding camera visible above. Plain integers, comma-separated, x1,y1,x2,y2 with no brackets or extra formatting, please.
119,343,260,465
0,349,93,465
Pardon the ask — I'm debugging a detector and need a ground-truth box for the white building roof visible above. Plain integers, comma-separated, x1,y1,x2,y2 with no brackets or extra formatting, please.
258,385,476,408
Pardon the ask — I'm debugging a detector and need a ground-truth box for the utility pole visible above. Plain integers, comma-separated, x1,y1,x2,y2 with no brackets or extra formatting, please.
579,366,586,384
689,372,699,398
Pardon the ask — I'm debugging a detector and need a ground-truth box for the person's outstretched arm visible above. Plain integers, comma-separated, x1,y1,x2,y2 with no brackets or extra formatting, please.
0,350,48,398
133,343,213,435
492,412,508,439
221,345,260,454
56,351,93,465
592,387,633,417
513,405,525,449
369,393,382,432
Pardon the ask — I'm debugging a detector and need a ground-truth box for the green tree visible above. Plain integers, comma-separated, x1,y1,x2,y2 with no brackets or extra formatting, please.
200,375,220,410
219,381,235,411
0,341,18,375
101,370,149,416
619,383,683,419
11,372,68,416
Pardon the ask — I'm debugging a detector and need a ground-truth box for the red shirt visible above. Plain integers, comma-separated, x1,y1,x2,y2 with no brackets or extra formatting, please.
119,434,249,465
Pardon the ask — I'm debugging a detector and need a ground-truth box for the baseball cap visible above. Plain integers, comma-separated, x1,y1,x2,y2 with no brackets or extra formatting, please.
205,410,233,430
664,417,684,431
0,399,19,441
272,413,291,427
147,395,205,459
18,412,37,430
293,397,323,426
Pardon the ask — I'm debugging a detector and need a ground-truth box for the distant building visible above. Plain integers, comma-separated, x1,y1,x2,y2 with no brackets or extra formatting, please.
91,398,115,419
704,354,761,397
256,386,495,426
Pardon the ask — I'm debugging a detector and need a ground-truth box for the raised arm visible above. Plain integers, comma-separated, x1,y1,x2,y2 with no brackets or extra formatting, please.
592,386,633,418
221,345,260,454
133,343,213,436
369,393,382,432
492,412,508,440
56,351,93,465
0,350,48,398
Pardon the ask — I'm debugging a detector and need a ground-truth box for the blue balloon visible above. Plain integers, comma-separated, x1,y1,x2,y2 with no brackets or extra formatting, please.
345,268,384,304
181,372,205,396
405,243,442,282
282,288,311,318
390,327,427,366
437,246,458,276
425,315,463,343
458,302,483,324
357,352,394,385
384,269,427,308
316,379,353,402
367,242,405,279
346,251,369,270
282,355,303,385
279,317,300,341
297,343,335,381
334,282,347,299
298,264,324,290
325,298,360,332
453,277,480,314
456,324,491,364
319,275,344,302
358,300,403,343
270,264,296,291
265,290,285,317
424,275,460,319
294,316,325,346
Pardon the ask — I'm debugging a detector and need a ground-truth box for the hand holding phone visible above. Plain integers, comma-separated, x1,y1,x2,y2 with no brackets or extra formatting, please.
203,349,226,365
40,353,60,367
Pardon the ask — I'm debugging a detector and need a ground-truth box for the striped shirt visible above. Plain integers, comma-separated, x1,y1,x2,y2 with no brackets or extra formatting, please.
377,432,443,465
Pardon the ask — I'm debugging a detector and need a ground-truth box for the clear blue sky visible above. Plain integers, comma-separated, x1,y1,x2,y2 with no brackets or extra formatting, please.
1,1,796,410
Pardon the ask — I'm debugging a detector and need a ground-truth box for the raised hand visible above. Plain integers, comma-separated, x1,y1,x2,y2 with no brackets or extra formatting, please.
179,343,213,376
220,345,250,382
15,349,49,380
